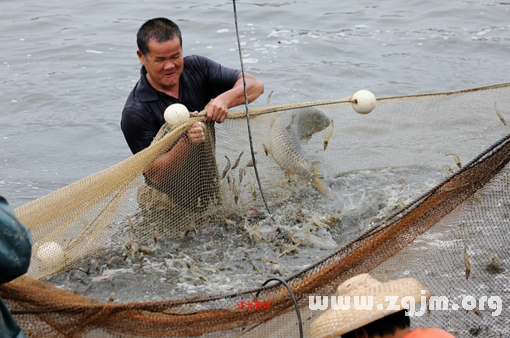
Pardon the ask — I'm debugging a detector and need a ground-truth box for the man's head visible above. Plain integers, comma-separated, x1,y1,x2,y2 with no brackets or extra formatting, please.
341,310,410,338
310,274,431,338
137,18,182,56
136,18,184,94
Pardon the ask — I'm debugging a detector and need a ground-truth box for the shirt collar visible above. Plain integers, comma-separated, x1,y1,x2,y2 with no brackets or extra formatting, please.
135,65,188,102
135,66,159,102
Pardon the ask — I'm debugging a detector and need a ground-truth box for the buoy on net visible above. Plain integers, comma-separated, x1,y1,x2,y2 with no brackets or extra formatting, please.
164,103,190,127
351,90,376,114
36,241,65,268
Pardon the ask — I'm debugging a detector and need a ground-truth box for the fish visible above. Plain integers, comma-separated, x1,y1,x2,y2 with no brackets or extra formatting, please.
278,178,295,187
325,214,342,227
262,144,271,156
232,177,239,204
464,247,471,280
92,275,113,283
396,197,406,209
323,120,334,150
221,156,231,179
248,260,260,273
261,258,279,265
486,253,505,274
295,209,303,223
123,242,140,261
311,215,331,230
248,184,257,199
278,244,300,258
238,166,246,184
265,89,274,106
184,215,197,236
231,151,244,170
495,102,507,126
446,153,462,169
139,246,152,254
443,165,454,174
127,216,135,238
189,262,207,281
269,107,331,196
224,219,235,226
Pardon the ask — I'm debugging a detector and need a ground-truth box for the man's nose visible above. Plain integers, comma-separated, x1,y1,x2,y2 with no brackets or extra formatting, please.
163,60,175,69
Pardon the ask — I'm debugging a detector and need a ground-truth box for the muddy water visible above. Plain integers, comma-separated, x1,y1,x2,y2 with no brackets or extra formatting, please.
45,165,445,303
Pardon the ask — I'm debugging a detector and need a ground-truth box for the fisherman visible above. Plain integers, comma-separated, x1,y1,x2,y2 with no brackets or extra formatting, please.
121,18,264,219
0,195,32,338
310,274,456,338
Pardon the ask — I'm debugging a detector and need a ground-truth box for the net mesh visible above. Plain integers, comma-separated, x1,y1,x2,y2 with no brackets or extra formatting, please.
2,82,510,337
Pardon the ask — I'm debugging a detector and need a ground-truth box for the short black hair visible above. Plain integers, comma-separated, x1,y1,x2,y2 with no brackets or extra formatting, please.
137,17,182,56
341,310,410,338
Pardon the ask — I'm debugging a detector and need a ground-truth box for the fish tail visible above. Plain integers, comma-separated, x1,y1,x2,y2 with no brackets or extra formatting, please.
311,177,329,196
311,162,330,197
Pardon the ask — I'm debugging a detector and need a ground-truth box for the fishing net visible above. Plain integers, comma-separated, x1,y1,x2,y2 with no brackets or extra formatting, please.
2,82,510,337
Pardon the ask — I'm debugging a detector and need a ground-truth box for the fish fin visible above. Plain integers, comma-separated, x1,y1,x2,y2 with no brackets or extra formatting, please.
311,161,324,179
284,170,297,178
301,133,312,145
311,162,331,197
262,143,271,156
311,178,330,196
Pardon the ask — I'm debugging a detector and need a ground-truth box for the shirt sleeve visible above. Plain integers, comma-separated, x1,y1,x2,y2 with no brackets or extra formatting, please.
121,104,161,155
193,55,241,98
0,196,32,284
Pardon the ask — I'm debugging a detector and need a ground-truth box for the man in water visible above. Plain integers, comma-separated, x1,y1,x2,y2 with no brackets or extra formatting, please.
121,18,263,231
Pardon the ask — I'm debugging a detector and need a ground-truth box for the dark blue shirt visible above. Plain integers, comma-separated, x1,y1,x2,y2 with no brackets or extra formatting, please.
120,55,240,210
121,55,240,155
0,196,32,338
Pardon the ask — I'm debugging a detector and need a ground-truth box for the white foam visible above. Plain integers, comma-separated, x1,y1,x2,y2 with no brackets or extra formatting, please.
243,58,258,64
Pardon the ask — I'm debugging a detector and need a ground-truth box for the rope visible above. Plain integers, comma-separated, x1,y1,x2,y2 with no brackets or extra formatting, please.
232,0,275,222
258,277,304,338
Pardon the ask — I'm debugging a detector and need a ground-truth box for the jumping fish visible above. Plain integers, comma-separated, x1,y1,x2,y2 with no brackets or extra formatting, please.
268,107,331,195
495,102,507,126
323,120,334,150
221,156,231,179
231,151,244,170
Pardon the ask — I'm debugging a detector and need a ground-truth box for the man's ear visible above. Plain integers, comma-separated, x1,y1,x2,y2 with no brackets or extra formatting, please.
136,50,145,65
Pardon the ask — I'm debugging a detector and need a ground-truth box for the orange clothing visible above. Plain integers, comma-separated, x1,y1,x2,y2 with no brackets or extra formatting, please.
406,328,456,338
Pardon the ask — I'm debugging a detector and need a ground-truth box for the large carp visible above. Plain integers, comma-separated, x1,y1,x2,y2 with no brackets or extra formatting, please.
269,107,331,196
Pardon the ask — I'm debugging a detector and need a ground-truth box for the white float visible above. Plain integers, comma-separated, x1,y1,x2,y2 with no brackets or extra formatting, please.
36,241,65,268
351,90,376,114
164,103,190,127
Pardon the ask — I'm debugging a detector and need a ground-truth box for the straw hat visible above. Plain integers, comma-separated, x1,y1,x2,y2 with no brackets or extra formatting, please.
310,274,431,338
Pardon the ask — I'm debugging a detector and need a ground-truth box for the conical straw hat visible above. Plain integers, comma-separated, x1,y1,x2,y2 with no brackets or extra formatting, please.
310,274,431,338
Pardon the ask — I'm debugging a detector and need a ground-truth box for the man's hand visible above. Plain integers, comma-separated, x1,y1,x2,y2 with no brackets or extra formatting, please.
202,72,264,124
204,98,229,123
186,121,206,144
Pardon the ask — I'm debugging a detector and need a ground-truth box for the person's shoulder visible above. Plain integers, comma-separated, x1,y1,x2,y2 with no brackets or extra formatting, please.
184,55,218,68
122,83,152,114
185,54,210,61
406,328,456,338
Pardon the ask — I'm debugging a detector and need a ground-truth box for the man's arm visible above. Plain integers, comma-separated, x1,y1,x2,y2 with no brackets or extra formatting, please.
0,196,32,285
144,72,263,184
205,72,264,123
144,121,206,185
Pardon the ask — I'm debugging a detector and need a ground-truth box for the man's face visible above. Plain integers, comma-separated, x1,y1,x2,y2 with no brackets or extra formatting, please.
137,36,184,93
